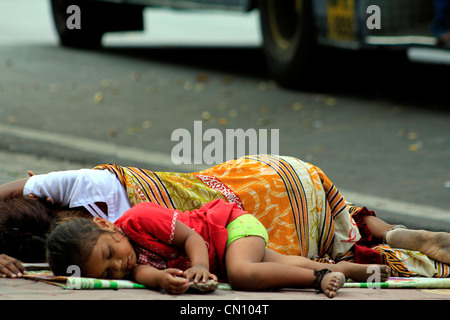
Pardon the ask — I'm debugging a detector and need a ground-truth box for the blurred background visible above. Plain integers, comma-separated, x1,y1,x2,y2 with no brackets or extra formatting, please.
0,0,449,230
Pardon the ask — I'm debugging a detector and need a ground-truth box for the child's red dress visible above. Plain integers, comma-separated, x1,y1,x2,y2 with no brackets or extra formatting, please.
114,199,246,280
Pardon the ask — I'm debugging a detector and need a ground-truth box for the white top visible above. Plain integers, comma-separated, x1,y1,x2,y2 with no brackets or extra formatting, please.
23,169,131,222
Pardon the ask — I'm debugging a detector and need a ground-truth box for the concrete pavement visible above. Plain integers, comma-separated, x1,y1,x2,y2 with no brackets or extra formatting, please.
0,149,86,184
1,150,450,304
1,273,450,301
0,282,446,320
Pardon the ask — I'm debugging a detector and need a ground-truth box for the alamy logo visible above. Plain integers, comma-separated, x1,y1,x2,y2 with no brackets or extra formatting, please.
66,5,81,30
66,264,82,289
366,5,381,30
171,121,279,165
366,265,382,289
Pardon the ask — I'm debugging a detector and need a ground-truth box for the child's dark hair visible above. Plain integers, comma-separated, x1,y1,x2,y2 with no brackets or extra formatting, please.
46,218,111,276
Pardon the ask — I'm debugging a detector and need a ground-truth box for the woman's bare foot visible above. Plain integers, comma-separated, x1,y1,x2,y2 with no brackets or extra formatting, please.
386,229,450,264
333,261,390,282
320,272,345,298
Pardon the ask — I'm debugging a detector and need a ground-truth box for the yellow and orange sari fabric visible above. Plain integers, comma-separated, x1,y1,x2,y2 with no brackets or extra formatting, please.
95,154,449,278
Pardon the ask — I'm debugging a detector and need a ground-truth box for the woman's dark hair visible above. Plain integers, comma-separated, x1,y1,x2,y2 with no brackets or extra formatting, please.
46,217,111,276
0,197,54,262
0,197,90,262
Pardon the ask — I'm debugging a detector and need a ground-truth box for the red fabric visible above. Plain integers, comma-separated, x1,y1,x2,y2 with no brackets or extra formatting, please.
353,243,384,264
352,207,384,264
114,199,246,280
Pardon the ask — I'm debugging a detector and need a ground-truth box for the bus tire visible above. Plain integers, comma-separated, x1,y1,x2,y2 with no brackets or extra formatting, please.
259,0,316,87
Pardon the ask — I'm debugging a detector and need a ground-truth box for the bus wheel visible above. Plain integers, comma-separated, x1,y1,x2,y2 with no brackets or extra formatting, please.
259,0,316,87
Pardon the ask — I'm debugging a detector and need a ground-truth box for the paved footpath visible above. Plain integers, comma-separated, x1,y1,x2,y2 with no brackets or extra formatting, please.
0,150,86,184
1,275,450,300
1,150,449,308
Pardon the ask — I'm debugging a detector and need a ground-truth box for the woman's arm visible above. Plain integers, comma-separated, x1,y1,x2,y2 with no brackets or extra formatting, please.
0,175,33,278
0,178,29,201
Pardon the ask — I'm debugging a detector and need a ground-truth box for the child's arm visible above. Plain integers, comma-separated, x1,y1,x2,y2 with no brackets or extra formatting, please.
131,265,190,294
171,220,218,284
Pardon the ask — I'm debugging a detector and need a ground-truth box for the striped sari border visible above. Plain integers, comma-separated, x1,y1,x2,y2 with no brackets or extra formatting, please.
244,155,308,255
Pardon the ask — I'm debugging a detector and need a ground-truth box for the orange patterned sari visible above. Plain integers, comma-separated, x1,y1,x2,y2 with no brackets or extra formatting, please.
95,155,449,277
95,155,359,261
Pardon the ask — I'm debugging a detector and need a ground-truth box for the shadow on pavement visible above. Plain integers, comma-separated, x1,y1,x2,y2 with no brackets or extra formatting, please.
98,44,449,111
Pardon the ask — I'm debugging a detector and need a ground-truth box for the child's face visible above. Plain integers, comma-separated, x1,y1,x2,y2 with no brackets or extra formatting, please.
83,218,137,279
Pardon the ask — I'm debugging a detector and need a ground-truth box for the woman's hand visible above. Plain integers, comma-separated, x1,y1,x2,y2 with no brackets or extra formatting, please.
0,254,27,278
184,265,217,284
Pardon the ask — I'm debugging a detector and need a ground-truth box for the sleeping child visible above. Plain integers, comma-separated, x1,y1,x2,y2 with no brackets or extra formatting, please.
46,199,390,298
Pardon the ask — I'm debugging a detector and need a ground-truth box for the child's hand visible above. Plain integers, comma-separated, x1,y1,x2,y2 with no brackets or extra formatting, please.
131,265,190,295
183,265,218,284
158,268,190,294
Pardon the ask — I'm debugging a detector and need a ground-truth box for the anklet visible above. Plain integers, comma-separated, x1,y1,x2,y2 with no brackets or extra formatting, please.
313,269,332,293
383,225,407,244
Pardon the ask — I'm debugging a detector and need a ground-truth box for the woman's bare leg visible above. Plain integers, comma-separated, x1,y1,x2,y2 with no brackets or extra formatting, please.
386,229,450,264
361,215,396,243
362,213,450,264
